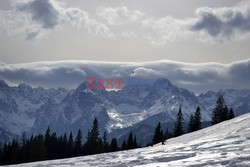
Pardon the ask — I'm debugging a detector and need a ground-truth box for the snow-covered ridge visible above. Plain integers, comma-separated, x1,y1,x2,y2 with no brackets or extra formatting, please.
11,112,250,167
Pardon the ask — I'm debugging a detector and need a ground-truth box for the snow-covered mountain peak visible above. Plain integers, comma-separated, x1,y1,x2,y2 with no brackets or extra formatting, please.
75,81,87,92
18,83,33,92
0,80,9,89
152,78,178,92
153,78,172,87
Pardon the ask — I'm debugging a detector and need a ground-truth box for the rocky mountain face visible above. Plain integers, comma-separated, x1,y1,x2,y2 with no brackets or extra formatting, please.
0,79,250,145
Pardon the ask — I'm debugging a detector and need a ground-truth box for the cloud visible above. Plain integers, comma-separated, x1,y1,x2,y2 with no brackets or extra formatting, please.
96,6,145,26
0,59,250,94
131,67,163,78
14,0,61,29
121,31,137,38
1,0,250,43
141,1,250,44
142,16,192,45
0,0,113,40
191,2,250,41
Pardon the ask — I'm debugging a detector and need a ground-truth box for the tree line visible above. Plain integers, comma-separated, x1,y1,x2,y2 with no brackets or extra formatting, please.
152,95,235,145
0,118,139,165
0,95,235,165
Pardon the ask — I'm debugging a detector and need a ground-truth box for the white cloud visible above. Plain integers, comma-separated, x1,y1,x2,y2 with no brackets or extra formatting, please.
96,6,145,26
142,16,193,45
121,31,137,38
0,0,113,40
1,0,250,43
1,59,250,94
131,67,163,78
142,1,250,44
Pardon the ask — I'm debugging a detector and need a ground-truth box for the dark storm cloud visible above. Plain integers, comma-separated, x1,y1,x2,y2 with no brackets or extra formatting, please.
191,3,250,40
14,0,60,29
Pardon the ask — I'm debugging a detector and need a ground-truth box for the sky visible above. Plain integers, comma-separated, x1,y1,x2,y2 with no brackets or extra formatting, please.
0,0,250,93
0,0,250,64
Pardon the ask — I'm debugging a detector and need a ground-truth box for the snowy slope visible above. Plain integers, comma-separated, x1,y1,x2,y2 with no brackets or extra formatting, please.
11,113,250,167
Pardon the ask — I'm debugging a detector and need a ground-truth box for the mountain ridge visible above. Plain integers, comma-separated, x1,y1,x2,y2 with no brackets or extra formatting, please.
0,78,250,145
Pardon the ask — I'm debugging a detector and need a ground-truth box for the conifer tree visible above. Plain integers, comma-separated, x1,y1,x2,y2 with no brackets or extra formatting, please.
29,135,46,161
103,132,109,152
110,138,118,152
62,133,68,158
85,118,102,155
127,132,134,150
211,95,230,125
188,114,195,132
222,105,229,121
174,107,184,137
68,132,74,157
228,108,235,119
133,136,138,148
21,132,27,162
152,122,163,144
74,129,83,156
189,106,202,132
194,106,201,131
44,126,52,159
121,140,127,150
91,118,100,142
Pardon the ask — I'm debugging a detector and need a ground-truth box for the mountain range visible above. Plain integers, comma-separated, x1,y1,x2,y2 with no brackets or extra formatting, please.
0,78,250,145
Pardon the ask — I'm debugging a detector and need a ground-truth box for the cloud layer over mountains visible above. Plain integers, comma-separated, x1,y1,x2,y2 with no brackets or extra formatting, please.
0,59,250,94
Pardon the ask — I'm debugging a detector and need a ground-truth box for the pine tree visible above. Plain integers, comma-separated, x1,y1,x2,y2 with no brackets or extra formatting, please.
85,118,102,155
103,132,109,152
174,107,184,137
152,122,163,144
121,140,127,150
133,136,138,148
110,138,118,152
211,95,230,125
10,139,18,164
67,132,74,157
28,135,46,162
91,118,100,142
228,108,235,119
188,114,195,132
62,133,68,158
74,129,83,156
44,126,52,159
194,106,201,131
222,105,229,121
20,132,27,162
127,132,134,150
